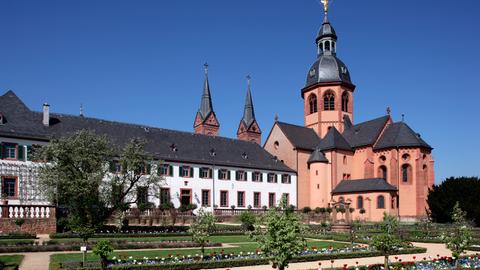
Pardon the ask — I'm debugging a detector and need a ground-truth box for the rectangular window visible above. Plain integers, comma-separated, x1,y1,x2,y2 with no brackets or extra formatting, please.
179,166,193,178
220,191,228,207
252,172,263,182
3,144,17,159
159,188,170,205
281,174,291,184
218,169,230,180
137,186,148,205
159,164,172,176
268,193,276,208
253,192,261,208
2,177,16,198
267,173,277,183
235,171,247,181
201,190,210,207
200,167,212,179
237,191,245,207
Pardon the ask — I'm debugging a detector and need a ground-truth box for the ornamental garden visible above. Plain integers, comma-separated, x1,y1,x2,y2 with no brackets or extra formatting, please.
1,132,479,270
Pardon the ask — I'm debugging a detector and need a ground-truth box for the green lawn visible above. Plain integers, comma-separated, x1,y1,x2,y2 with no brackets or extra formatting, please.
0,255,24,270
49,239,346,270
49,234,252,244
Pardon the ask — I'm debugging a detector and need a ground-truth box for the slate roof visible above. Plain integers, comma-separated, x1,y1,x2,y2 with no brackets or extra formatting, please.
304,54,352,89
332,178,398,194
307,149,329,164
374,122,432,150
241,83,256,128
342,115,390,148
0,91,294,172
316,127,352,152
198,71,214,121
275,122,320,151
316,15,337,42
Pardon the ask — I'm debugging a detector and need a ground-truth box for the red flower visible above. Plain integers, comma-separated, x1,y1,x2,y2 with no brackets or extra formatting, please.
413,256,416,260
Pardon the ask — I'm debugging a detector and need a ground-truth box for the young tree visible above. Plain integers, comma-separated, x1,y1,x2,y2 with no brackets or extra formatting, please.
239,211,256,231
188,208,216,258
250,196,306,270
92,240,114,270
370,213,402,270
442,202,472,266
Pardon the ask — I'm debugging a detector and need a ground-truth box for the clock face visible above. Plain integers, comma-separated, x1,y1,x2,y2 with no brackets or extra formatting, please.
309,68,316,77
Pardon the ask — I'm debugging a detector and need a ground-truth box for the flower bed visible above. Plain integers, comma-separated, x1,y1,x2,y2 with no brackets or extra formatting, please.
58,246,426,270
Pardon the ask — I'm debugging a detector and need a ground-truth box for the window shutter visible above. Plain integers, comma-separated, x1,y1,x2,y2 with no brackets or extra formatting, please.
208,168,212,178
26,145,32,161
235,171,239,180
17,145,24,161
169,165,173,176
0,143,3,159
227,170,231,180
260,173,263,182
190,167,194,178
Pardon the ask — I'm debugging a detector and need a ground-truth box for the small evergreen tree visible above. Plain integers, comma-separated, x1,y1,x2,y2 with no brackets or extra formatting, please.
92,240,114,270
250,196,306,270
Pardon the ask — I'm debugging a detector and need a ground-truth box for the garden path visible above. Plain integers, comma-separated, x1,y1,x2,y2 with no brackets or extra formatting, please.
210,242,478,270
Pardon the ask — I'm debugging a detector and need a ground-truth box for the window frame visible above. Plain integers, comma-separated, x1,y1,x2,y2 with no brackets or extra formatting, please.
136,186,149,205
281,174,291,184
199,167,212,179
220,190,229,208
235,170,247,181
267,173,277,183
2,143,17,160
159,188,170,205
377,195,385,209
357,196,364,209
1,176,17,198
201,189,211,207
252,172,263,182
218,169,230,180
179,166,193,178
253,192,261,208
237,191,245,207
323,91,335,111
308,94,318,114
401,164,412,183
341,91,349,112
268,193,276,208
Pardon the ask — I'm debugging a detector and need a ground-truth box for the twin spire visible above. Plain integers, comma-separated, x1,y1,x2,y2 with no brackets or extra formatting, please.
193,64,261,144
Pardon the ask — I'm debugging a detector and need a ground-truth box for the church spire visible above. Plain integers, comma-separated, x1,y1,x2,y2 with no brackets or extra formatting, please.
194,63,220,136
241,75,256,127
198,63,214,120
316,0,337,56
237,75,261,144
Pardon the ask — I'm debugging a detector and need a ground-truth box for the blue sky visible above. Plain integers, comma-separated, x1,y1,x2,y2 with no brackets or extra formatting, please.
1,0,479,183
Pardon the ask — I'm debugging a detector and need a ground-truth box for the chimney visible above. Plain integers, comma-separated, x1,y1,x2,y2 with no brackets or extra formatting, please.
43,103,50,126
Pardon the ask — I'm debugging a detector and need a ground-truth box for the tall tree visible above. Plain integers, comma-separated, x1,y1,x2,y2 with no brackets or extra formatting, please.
250,196,306,270
427,177,480,226
36,130,164,236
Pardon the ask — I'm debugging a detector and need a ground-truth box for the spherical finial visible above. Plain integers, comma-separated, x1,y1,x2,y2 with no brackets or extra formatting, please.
246,74,251,87
274,113,279,122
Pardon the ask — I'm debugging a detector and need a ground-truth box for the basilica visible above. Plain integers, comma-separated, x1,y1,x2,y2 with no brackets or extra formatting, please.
0,4,434,232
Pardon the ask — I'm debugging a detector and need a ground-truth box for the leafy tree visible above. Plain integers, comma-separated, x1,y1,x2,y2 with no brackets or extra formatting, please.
249,196,306,270
188,208,216,258
370,213,402,270
239,211,256,231
427,177,480,226
441,202,472,265
92,240,114,270
36,130,164,238
36,130,112,238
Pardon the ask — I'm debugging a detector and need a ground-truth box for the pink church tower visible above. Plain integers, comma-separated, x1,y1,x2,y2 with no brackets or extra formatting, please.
302,8,355,138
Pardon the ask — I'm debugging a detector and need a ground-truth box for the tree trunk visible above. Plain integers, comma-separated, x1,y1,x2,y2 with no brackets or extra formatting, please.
384,255,389,270
278,263,285,270
201,245,205,260
101,256,108,270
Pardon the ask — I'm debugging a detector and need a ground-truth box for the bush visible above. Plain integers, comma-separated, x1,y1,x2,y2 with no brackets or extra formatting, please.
302,207,312,214
239,211,256,231
0,232,36,239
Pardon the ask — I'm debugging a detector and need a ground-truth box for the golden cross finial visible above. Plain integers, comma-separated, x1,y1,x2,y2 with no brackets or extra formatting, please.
321,0,329,14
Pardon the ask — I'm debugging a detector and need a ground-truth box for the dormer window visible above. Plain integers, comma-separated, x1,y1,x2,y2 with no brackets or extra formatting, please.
241,152,248,160
170,143,178,152
0,113,5,125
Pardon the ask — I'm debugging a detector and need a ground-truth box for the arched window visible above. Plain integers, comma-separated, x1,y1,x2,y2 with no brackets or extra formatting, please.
323,91,335,111
378,165,388,180
339,196,345,202
377,195,385,209
308,94,318,114
357,196,364,209
343,155,347,165
325,41,330,51
402,164,412,183
341,92,349,112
